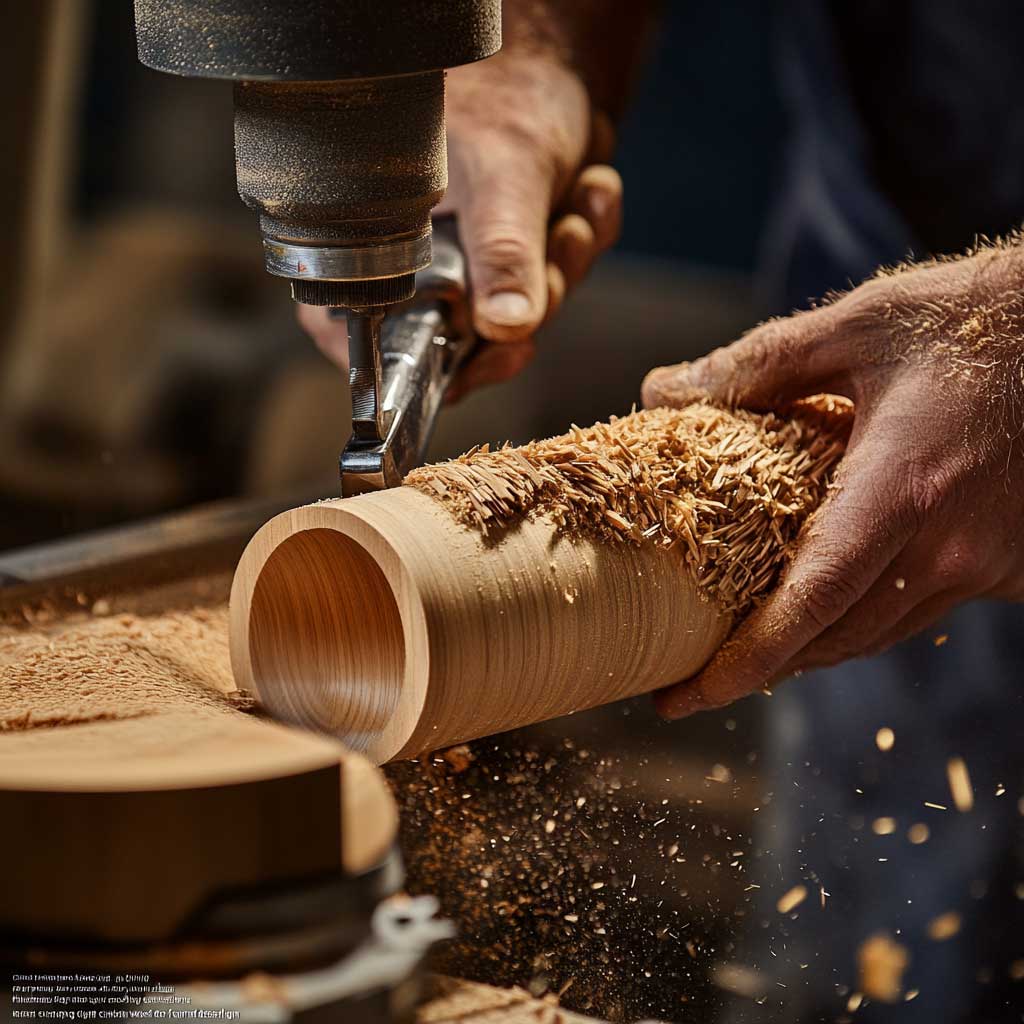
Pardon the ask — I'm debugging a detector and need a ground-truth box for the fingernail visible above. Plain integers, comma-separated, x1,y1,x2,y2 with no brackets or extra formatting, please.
479,291,533,326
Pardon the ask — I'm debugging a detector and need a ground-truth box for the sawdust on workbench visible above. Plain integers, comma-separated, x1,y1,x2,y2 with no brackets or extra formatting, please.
406,399,850,616
0,575,245,732
419,976,599,1024
388,737,751,1022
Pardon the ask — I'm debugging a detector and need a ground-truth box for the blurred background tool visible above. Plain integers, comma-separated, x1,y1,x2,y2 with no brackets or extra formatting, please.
133,0,500,492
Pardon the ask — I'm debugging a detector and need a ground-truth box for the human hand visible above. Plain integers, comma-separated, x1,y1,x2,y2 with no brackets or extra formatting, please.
642,243,1024,718
298,50,623,399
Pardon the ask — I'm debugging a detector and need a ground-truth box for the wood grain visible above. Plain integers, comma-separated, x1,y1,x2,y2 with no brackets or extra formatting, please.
230,487,730,764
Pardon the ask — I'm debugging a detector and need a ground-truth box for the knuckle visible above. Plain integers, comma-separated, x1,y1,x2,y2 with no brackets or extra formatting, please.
730,311,827,391
736,319,790,365
731,334,774,377
471,230,543,292
836,276,905,332
839,278,887,319
795,567,862,631
895,458,967,527
698,345,746,390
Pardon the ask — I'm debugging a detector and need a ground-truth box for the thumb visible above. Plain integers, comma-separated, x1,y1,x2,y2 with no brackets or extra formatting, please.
642,305,850,411
448,145,553,343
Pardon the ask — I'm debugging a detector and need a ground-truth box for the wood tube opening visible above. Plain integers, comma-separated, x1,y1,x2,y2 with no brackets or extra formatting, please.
247,527,406,755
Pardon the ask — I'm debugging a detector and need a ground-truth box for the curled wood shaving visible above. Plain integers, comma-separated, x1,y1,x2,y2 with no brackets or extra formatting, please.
406,398,850,616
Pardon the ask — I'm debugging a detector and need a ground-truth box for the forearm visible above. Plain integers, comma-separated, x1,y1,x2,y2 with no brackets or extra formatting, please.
500,0,661,118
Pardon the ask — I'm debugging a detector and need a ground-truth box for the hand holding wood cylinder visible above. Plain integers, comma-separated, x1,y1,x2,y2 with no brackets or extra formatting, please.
230,401,850,763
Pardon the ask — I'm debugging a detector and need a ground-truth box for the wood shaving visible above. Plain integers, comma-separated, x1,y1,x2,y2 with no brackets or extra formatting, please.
407,399,850,616
857,932,909,1003
927,911,962,942
418,976,595,1024
776,885,807,914
947,757,974,812
907,823,930,845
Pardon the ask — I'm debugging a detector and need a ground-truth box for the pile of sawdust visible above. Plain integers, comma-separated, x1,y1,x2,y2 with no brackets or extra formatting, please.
0,582,344,792
0,579,241,733
419,976,597,1024
407,399,850,615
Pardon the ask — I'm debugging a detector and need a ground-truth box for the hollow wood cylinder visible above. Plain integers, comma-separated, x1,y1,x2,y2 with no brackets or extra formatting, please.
230,487,730,764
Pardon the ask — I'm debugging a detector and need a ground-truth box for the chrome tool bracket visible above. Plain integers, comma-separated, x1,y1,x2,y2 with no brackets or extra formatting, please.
339,218,473,496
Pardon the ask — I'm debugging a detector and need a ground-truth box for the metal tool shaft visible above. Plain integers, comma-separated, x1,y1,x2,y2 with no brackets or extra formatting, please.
339,220,474,496
347,309,389,443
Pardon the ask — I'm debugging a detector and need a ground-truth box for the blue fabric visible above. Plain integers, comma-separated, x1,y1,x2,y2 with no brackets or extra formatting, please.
752,602,1024,1021
732,4,1024,1021
721,604,1024,1022
758,0,916,312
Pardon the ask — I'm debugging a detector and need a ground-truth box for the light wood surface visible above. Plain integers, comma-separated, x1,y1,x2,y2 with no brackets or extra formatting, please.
230,487,731,764
419,976,602,1023
0,590,397,946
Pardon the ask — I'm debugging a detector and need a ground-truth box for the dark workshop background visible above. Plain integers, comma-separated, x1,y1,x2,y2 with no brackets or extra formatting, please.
0,0,781,552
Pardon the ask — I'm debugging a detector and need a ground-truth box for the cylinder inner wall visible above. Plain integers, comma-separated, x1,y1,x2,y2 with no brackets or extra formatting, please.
248,528,405,752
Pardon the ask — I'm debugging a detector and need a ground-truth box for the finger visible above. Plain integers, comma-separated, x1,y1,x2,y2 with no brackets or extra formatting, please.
446,339,536,403
451,143,553,344
654,457,913,719
781,547,922,672
641,304,853,412
860,590,967,658
297,304,349,369
566,164,623,254
543,262,567,325
786,524,997,671
547,213,597,294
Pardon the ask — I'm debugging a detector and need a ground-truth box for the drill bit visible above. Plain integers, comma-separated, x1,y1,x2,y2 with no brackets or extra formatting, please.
345,307,389,443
